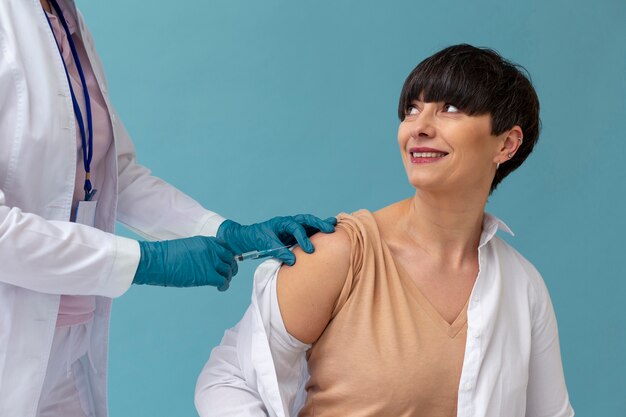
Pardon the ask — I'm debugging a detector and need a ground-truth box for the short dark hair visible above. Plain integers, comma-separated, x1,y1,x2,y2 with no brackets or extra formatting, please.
398,44,540,193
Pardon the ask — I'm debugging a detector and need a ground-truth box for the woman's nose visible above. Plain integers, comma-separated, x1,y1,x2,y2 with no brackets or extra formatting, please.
409,113,436,139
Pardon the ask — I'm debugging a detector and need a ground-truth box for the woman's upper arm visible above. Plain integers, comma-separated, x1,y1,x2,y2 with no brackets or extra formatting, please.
277,228,352,345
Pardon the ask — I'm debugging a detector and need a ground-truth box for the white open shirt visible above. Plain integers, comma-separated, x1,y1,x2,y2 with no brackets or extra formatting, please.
195,214,574,417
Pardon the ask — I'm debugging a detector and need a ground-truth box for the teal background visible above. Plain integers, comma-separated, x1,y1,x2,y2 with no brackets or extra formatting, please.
76,0,625,415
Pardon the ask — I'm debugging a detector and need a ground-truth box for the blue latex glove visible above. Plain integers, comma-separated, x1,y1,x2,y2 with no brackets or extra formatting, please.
133,236,238,291
216,214,337,266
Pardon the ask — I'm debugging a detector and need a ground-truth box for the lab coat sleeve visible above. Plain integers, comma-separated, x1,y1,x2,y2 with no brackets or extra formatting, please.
72,10,225,240
74,14,224,242
113,110,225,240
525,276,574,417
195,308,270,417
0,190,139,297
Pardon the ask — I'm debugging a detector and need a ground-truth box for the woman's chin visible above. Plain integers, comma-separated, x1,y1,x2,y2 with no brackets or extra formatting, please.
406,174,445,192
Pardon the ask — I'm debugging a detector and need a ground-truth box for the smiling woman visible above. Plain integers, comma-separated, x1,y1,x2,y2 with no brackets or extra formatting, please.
195,44,574,417
398,102,512,198
397,45,539,196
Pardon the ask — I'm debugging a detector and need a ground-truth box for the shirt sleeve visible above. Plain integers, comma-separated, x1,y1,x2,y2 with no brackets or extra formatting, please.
525,276,574,417
195,313,271,417
329,212,367,317
268,272,311,415
196,260,311,417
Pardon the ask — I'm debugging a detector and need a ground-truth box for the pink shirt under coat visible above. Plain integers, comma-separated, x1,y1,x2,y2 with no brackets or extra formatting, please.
46,3,114,327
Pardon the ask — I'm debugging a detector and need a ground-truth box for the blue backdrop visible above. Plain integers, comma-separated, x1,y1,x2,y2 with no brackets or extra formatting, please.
76,0,626,415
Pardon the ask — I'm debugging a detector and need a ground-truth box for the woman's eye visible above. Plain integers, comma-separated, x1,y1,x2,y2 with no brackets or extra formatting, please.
406,106,419,115
443,104,460,113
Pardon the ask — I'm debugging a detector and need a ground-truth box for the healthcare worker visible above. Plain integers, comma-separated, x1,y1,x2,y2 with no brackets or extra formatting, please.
0,0,336,416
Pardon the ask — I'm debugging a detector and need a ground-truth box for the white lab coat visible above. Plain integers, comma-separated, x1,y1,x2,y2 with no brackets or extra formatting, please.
195,216,574,417
0,1,224,416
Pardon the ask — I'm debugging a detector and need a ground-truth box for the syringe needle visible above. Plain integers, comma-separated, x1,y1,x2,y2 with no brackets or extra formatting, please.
234,245,292,262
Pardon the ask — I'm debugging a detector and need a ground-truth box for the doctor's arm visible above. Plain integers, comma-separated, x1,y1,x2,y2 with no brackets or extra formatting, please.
0,189,237,292
113,111,225,241
525,278,574,417
0,190,138,297
112,109,335,272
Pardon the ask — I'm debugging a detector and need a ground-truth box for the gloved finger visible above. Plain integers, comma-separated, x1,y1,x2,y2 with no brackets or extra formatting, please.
217,277,230,292
292,214,336,233
214,258,235,281
256,235,291,254
283,222,314,253
230,256,239,277
283,223,330,243
217,267,234,291
212,239,236,264
323,216,338,227
302,224,329,238
272,247,296,266
217,238,237,254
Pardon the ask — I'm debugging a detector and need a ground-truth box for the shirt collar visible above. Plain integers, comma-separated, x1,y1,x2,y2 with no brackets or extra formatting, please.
479,212,514,248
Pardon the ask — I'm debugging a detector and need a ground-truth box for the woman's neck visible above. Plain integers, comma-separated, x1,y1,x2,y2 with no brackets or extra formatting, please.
397,191,487,266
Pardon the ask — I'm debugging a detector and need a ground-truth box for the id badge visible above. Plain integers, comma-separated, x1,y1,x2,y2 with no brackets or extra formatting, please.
75,200,98,227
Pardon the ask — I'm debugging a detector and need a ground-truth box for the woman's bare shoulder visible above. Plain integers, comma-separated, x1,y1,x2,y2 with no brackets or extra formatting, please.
277,227,352,344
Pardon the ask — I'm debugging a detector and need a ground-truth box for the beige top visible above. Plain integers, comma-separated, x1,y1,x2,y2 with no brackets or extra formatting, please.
299,210,468,417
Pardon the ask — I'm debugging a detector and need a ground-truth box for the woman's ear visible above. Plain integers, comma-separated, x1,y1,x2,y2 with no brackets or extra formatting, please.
494,125,523,165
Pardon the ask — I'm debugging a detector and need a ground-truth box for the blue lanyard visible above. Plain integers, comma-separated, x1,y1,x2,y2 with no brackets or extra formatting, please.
44,0,96,201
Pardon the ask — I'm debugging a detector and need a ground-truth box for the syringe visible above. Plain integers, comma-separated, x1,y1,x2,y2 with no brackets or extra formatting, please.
234,245,293,262
217,246,293,291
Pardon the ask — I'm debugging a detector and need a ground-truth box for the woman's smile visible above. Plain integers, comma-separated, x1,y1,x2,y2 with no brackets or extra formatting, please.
409,147,449,164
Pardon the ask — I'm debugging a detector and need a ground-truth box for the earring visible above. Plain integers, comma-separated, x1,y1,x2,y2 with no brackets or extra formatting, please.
508,153,513,158
496,162,500,169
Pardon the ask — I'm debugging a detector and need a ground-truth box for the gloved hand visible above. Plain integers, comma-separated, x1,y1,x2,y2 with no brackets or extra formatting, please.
216,214,337,266
133,236,238,291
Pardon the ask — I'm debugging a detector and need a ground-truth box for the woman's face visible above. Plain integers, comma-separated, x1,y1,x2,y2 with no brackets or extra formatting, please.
398,99,512,196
